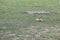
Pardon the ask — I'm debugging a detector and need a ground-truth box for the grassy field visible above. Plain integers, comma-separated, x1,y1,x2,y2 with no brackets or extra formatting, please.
0,0,60,40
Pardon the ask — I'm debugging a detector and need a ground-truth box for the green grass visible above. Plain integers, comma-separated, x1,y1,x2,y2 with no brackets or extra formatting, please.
0,0,60,40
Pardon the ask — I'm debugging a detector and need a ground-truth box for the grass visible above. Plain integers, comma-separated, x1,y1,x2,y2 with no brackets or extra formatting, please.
0,0,60,40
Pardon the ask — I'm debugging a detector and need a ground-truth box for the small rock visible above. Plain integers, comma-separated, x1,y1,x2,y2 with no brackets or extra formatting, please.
36,18,44,22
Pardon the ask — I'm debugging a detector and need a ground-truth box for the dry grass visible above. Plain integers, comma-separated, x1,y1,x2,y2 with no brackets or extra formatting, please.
0,23,60,40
